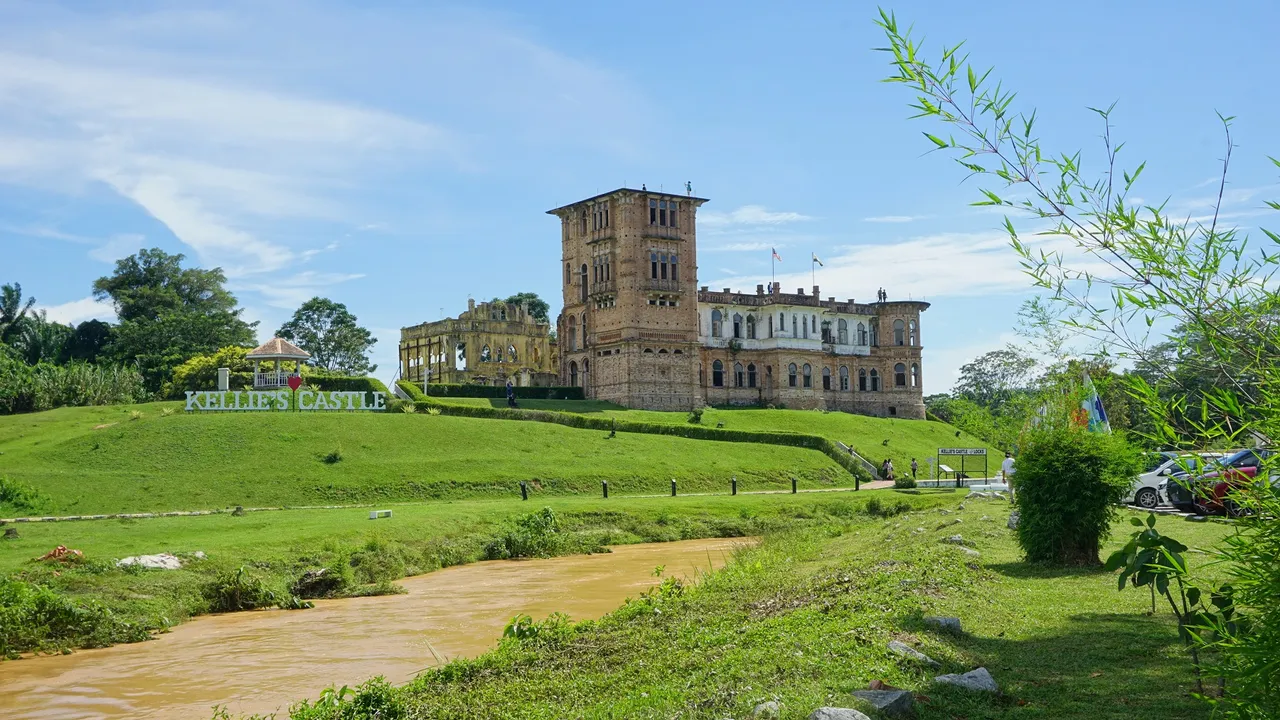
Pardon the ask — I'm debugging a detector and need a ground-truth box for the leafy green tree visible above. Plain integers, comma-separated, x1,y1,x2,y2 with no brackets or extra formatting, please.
503,292,550,324
0,283,37,345
954,346,1038,411
11,312,73,365
93,248,256,390
61,320,114,364
877,8,1280,713
276,297,377,375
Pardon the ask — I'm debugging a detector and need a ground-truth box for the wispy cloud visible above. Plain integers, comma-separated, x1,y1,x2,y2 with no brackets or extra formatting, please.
36,296,116,325
862,215,924,223
700,205,812,228
701,242,777,253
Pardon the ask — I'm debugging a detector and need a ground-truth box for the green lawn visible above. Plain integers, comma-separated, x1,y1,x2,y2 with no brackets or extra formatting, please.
357,504,1232,720
431,396,1004,476
0,403,849,515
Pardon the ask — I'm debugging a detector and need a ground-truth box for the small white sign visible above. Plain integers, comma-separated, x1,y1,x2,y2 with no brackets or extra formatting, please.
939,448,987,456
184,390,386,412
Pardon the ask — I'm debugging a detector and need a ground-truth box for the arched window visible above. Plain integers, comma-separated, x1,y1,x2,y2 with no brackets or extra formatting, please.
643,348,654,354
711,309,723,338
567,326,576,352
791,314,797,336
734,362,744,387
746,315,757,339
481,345,491,362
895,362,907,387
893,319,905,346
870,368,881,391
747,363,757,388
858,368,867,391
533,346,541,363
909,320,917,346
822,366,831,391
658,348,668,354
802,315,809,339
839,365,849,391
768,315,774,338
788,363,798,387
496,346,503,362
779,313,786,333
565,263,571,285
569,361,578,387
857,322,867,345
508,345,517,362
802,363,812,388
911,363,920,388
838,319,848,344
581,313,588,347
732,313,743,339
580,264,588,302
712,359,724,387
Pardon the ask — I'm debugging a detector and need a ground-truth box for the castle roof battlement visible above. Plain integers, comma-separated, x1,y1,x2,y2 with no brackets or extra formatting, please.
696,284,930,315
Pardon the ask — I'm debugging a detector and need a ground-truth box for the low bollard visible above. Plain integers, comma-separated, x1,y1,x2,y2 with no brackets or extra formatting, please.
791,477,797,494
731,476,737,496
671,479,677,497
520,481,528,501
602,480,608,499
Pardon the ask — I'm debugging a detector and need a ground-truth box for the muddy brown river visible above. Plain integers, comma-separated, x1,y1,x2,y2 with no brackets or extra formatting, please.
0,537,750,720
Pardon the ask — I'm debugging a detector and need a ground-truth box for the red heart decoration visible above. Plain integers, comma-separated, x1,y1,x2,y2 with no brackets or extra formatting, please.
287,376,303,391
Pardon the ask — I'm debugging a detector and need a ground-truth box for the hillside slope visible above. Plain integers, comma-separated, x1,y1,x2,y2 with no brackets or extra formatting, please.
0,403,847,514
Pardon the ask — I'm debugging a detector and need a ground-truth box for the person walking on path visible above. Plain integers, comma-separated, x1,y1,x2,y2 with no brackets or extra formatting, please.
1001,451,1016,499
882,458,895,483
910,458,918,479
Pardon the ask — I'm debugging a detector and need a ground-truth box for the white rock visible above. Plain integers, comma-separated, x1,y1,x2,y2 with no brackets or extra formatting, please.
851,689,914,717
117,553,182,570
924,616,963,633
935,667,998,693
887,639,940,667
807,708,870,720
1007,511,1020,530
750,700,782,719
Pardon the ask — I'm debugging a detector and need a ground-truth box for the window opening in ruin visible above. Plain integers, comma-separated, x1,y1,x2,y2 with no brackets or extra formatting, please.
838,319,848,344
911,362,920,388
579,264,588,302
658,348,668,354
509,345,517,362
895,362,907,387
671,253,678,281
569,361,578,386
822,366,831,390
909,320,917,346
711,309,723,338
747,363,757,388
839,365,849,391
732,313,743,339
712,359,724,387
456,343,466,371
481,345,491,362
746,314,757,339
651,252,658,279
858,322,867,345
768,315,774,338
858,368,867,391
888,406,897,416
894,319,905,346
788,363,798,387
870,368,881,391
734,362,744,387
803,363,812,388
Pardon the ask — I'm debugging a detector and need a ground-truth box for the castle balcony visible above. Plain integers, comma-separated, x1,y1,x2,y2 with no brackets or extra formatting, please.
644,278,681,292
589,280,616,296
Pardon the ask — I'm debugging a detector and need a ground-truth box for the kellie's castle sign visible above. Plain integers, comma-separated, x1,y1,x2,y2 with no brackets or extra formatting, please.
184,389,387,412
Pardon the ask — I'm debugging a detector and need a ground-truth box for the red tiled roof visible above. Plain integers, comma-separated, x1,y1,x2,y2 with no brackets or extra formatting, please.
246,337,311,359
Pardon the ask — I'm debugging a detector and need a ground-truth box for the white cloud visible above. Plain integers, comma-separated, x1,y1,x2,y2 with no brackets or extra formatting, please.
235,271,367,310
701,242,777,253
36,297,116,325
700,205,813,228
863,215,923,223
88,233,146,264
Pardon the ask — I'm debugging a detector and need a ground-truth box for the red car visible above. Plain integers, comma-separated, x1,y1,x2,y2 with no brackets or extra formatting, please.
1166,448,1272,516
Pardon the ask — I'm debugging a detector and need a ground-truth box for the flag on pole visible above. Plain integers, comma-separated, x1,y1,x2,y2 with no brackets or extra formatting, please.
1081,372,1112,434
772,248,782,262
812,253,824,267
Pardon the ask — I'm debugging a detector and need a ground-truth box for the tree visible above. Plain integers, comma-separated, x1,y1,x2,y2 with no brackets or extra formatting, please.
276,297,377,375
0,283,37,345
11,311,73,365
503,292,550,324
61,320,114,364
954,346,1038,411
93,249,256,390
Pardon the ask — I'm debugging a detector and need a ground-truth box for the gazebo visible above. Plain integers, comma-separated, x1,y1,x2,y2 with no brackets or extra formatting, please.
246,338,311,389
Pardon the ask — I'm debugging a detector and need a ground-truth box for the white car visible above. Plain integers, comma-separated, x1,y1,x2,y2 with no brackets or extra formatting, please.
1124,453,1225,509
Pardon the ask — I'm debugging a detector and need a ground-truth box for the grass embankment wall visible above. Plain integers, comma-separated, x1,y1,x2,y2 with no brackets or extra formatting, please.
398,381,871,485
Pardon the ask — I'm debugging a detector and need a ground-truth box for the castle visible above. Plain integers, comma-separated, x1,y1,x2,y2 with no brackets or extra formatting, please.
549,188,929,418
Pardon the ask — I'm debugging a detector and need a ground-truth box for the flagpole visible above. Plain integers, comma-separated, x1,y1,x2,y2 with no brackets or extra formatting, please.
771,251,775,291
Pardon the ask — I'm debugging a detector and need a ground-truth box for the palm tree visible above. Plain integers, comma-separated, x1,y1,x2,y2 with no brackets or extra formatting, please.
0,283,37,344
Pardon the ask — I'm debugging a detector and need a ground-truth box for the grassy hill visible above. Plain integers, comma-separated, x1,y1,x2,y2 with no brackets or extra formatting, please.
425,397,1004,476
0,403,849,515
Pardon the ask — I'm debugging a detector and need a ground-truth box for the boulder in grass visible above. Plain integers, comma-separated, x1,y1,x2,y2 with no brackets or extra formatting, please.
750,701,782,719
923,616,963,633
851,689,914,717
807,708,870,720
935,667,998,693
887,639,941,668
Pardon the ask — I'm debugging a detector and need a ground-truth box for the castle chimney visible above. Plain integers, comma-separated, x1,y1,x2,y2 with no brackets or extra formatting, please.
813,285,820,297
847,298,855,305
828,296,835,304
756,284,764,295
722,288,731,294
797,287,806,296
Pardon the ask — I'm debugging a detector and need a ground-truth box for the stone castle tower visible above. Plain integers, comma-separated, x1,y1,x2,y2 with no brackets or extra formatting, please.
548,188,709,410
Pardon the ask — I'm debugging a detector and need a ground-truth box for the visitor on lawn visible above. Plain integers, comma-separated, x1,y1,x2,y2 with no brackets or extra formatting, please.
910,457,918,479
1001,451,1016,498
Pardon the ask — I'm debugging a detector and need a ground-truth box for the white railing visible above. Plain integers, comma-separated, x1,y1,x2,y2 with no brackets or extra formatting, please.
254,371,300,388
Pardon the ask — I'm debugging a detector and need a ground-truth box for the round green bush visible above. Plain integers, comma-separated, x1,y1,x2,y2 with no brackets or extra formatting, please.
1014,425,1139,566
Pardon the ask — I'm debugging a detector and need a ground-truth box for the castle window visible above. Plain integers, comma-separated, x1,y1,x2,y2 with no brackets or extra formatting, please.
839,365,849,391
711,309,723,338
895,362,907,387
732,313,743,339
792,314,797,336
644,348,654,353
649,199,678,227
580,209,587,234
670,253,678,281
481,345,491,362
569,361,578,386
496,346,504,362
658,348,668,354
746,314,757,339
911,362,920,388
712,359,724,387
674,349,683,354
838,319,848,344
909,320,917,346
822,366,831,390
857,322,867,345
802,315,809,339
870,369,881,391
734,362,744,387
779,313,786,334
566,263,571,285
581,313,587,346
580,264,588,302
788,363,797,387
650,199,657,224
509,345,518,362
768,315,774,338
747,363,757,388
894,319,905,346
858,368,867,391
803,363,812,388
888,406,897,416
651,252,658,279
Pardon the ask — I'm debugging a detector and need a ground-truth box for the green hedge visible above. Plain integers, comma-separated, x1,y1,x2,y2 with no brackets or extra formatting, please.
425,383,585,400
307,373,389,395
396,381,869,483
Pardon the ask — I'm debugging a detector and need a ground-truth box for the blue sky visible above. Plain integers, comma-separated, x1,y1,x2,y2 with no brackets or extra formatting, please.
3,0,1278,394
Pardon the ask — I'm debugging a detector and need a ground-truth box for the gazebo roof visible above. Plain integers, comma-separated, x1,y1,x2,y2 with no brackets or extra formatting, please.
246,337,311,360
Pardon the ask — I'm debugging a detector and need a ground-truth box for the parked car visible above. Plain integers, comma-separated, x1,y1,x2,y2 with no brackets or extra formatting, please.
1125,453,1223,509
1165,448,1273,515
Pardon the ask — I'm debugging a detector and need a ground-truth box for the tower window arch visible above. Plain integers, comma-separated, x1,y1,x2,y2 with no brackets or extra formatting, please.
746,314,756,339
911,362,920,388
569,361,578,386
788,363,798,387
802,363,812,388
712,359,724,387
838,319,848,344
858,368,867,391
711,309,723,338
579,264,588,302
895,362,907,387
894,319,905,346
509,345,518,362
480,345,491,362
768,315,774,338
870,368,881,391
909,319,917,346
857,322,867,345
734,362,744,387
822,366,831,390
747,363,757,388
839,365,849,391
732,313,743,339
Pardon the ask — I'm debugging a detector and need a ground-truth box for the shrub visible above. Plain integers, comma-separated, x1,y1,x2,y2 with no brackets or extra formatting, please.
687,408,704,424
302,368,390,395
893,475,917,489
203,567,279,612
0,476,49,514
485,507,565,559
864,497,913,518
0,579,151,655
1014,425,1139,565
1,348,147,414
321,447,343,464
165,346,253,397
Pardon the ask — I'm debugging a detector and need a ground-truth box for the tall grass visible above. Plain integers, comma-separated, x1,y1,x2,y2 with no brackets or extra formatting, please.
0,361,148,414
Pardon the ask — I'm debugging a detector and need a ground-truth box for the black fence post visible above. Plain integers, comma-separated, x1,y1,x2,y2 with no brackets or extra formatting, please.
791,477,797,494
731,476,737,496
671,479,677,497
520,481,528,501
602,480,608,499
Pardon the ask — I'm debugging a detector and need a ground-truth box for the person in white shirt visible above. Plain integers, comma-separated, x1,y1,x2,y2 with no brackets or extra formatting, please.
1001,452,1016,498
